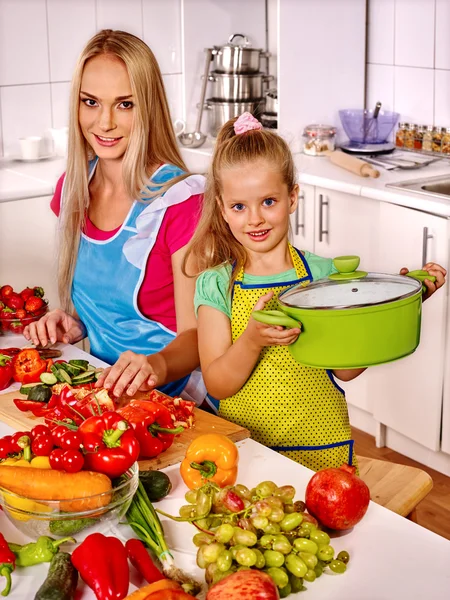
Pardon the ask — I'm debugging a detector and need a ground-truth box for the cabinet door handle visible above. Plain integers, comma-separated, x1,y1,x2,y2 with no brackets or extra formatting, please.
295,192,305,235
422,227,433,265
318,194,329,243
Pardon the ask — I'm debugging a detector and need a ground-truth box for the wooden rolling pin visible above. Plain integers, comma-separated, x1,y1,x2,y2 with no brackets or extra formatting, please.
329,150,380,178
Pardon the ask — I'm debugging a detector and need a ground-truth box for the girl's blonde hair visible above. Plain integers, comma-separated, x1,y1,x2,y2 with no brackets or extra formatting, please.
184,117,296,288
59,29,188,311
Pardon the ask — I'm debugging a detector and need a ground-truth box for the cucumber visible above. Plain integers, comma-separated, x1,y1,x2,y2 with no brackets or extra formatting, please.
40,373,58,386
71,372,95,384
69,359,89,370
49,517,98,536
19,382,42,395
50,364,66,383
28,385,52,403
34,552,78,600
57,368,72,385
139,470,172,502
59,362,83,376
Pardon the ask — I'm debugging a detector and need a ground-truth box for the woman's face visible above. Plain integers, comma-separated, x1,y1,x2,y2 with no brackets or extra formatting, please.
79,54,134,160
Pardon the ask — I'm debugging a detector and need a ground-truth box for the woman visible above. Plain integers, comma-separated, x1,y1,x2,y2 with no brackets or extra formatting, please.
24,30,205,402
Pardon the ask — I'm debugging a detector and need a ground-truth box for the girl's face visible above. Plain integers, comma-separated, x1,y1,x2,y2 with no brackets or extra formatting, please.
79,54,134,160
219,160,298,255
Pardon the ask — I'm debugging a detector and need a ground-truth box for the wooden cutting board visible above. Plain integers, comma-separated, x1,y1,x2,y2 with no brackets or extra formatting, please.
0,390,250,470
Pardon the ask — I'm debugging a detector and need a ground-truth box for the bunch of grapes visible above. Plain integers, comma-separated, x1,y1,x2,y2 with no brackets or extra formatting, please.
180,480,350,597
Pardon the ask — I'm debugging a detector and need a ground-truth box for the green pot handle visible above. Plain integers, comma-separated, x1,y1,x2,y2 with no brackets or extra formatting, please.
406,269,437,284
252,309,300,329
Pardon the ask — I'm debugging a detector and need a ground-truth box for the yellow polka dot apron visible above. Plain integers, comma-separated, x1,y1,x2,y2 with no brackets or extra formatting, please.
219,244,356,472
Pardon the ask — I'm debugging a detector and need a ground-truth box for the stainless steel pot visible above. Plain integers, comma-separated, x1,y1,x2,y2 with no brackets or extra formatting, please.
211,34,267,74
265,88,278,114
208,72,273,101
204,99,263,137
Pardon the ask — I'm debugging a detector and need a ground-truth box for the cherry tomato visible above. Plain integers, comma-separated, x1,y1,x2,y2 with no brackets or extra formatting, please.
59,430,83,451
62,450,84,473
31,424,51,440
0,436,13,459
10,431,27,452
52,425,70,447
31,434,54,457
49,448,65,470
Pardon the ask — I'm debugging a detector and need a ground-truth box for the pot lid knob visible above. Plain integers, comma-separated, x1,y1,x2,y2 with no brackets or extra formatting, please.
329,255,368,281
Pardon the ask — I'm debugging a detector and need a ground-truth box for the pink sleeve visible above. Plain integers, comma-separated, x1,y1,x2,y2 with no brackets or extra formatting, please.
50,173,66,216
163,193,203,254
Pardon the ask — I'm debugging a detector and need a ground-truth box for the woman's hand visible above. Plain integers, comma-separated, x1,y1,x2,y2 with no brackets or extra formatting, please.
244,292,301,350
400,262,447,301
95,350,162,398
23,309,86,347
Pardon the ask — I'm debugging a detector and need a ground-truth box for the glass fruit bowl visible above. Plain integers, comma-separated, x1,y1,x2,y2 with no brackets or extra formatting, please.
0,463,138,541
339,108,400,144
0,302,49,335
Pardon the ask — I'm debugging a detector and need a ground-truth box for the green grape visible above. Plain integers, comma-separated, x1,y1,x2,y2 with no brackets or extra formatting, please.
299,551,318,569
329,559,347,574
196,546,208,569
317,544,334,562
193,533,213,547
289,575,304,593
217,549,233,572
304,568,316,582
230,544,245,559
314,562,324,578
283,504,295,514
185,489,198,504
237,566,252,572
337,550,350,564
293,500,306,512
179,504,197,519
266,567,289,589
280,512,303,531
285,553,308,578
293,538,318,555
235,547,257,567
253,548,266,569
196,489,213,517
263,550,285,568
268,507,285,523
212,569,235,585
202,542,225,564
233,528,257,547
254,500,272,517
205,562,219,585
256,481,278,498
210,517,222,528
296,526,311,538
215,523,235,544
251,515,269,529
274,485,296,502
272,535,292,555
234,484,251,500
278,583,292,598
263,522,281,535
300,521,316,534
266,495,284,509
237,518,256,533
259,534,275,549
310,530,330,547
195,517,212,530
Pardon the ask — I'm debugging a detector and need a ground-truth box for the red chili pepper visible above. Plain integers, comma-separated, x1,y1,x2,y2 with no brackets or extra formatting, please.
0,532,16,596
125,539,165,585
117,401,183,459
71,533,129,600
12,349,47,384
0,354,13,391
78,412,140,478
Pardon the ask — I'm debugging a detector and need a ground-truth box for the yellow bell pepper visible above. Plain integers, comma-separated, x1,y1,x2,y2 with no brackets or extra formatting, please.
180,433,239,489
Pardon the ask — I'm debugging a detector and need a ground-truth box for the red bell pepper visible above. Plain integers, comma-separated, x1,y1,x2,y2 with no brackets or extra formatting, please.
125,539,164,584
0,354,13,391
0,532,15,596
13,399,52,417
78,412,140,478
12,349,47,384
71,533,129,600
118,401,184,459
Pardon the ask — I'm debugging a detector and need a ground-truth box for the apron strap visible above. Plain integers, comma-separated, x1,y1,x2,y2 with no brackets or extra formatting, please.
270,440,355,466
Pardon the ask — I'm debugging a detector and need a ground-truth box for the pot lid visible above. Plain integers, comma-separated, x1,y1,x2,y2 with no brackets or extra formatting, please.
278,255,423,310
214,33,263,51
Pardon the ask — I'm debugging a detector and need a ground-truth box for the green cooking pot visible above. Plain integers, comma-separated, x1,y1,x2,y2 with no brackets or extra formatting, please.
252,255,436,369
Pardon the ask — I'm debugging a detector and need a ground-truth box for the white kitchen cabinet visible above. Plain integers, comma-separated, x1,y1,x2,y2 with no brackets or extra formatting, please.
290,183,315,251
372,202,449,452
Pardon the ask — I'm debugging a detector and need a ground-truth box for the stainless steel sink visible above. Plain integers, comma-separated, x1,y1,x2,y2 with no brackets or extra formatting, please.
387,174,450,199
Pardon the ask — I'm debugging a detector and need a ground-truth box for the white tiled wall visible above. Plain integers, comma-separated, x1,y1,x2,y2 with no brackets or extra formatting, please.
0,0,183,157
367,0,450,128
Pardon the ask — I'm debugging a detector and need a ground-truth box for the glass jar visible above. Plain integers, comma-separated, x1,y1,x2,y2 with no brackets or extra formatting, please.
442,127,450,155
432,127,443,153
404,124,416,149
422,125,433,152
414,125,425,150
302,124,336,156
395,122,408,147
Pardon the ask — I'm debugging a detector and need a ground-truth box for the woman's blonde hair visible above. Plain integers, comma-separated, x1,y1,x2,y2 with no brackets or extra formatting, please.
59,29,188,311
183,117,296,289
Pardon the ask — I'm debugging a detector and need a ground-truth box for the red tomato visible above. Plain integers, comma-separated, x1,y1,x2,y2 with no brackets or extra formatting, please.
59,430,82,451
31,434,54,457
10,431,27,453
31,424,51,440
49,448,65,470
0,436,13,459
62,450,84,473
51,425,70,447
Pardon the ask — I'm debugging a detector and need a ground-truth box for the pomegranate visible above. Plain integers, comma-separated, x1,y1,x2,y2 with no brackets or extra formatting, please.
206,570,279,600
305,463,370,530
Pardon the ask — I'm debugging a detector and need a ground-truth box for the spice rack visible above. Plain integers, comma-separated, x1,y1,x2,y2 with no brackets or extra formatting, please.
396,123,450,156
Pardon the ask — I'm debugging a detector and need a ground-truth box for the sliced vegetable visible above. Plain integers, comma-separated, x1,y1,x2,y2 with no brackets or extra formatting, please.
19,382,42,395
69,359,89,370
50,365,66,383
40,373,58,386
57,369,72,385
71,372,95,385
139,471,172,502
12,350,47,384
28,385,52,403
34,551,78,600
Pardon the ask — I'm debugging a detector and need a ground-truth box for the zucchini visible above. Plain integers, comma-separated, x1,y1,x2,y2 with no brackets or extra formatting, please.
40,373,58,386
19,382,42,395
28,385,52,403
69,359,89,370
139,470,172,502
34,552,78,600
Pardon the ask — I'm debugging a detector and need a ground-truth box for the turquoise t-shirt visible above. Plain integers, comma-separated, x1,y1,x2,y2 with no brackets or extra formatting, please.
194,250,337,319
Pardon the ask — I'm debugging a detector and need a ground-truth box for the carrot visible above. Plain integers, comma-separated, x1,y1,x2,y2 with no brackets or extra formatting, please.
124,580,180,600
0,466,112,512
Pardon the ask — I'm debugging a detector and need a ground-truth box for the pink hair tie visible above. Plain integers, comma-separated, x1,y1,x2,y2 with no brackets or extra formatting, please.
234,112,263,135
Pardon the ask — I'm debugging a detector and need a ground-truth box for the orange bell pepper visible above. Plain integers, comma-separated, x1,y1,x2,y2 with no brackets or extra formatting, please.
180,433,238,490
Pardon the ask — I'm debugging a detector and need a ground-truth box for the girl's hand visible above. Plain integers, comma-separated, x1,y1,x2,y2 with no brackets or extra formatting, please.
245,291,301,350
23,309,86,347
400,263,447,301
95,350,159,398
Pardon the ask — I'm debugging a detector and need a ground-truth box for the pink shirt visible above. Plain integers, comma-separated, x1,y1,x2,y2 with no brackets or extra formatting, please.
51,173,202,331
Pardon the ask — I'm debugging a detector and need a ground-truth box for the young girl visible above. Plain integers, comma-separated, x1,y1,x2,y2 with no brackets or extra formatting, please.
185,112,446,471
